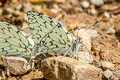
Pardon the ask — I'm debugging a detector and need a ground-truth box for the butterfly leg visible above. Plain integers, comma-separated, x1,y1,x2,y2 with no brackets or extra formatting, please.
63,46,73,56
37,46,48,58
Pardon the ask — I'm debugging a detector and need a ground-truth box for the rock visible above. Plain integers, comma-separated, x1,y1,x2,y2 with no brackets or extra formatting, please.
93,62,102,68
15,4,22,11
104,11,110,18
73,29,93,63
77,51,93,63
6,8,14,14
74,29,98,51
74,29,92,51
53,0,66,3
0,56,31,75
100,4,119,11
41,56,102,80
106,28,115,34
29,0,52,4
89,8,98,15
7,77,17,80
103,69,113,79
90,0,104,6
23,3,32,12
21,71,44,80
80,1,90,8
73,29,94,64
0,8,3,15
101,61,115,70
81,29,98,38
113,70,120,78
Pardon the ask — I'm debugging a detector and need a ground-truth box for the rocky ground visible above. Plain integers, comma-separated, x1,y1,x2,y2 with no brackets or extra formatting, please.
0,0,120,80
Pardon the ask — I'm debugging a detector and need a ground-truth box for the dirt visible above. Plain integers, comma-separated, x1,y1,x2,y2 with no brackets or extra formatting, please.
0,0,120,80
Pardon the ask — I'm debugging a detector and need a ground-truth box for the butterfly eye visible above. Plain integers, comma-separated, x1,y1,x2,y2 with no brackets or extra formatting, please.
77,38,82,43
72,37,81,43
74,37,83,44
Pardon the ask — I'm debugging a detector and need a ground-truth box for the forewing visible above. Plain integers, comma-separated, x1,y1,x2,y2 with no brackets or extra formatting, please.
27,11,73,54
0,21,34,57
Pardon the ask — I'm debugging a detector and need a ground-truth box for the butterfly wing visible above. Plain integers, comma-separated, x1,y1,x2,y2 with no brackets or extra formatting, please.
27,11,73,54
0,21,35,57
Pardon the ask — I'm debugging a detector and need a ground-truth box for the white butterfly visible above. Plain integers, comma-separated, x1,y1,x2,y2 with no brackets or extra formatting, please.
27,11,83,58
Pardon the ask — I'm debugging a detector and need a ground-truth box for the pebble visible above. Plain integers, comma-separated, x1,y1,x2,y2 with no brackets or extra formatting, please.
101,61,115,70
80,1,90,8
0,56,31,75
81,29,98,38
15,4,22,11
104,11,110,18
78,51,93,63
72,29,94,63
53,0,66,3
103,69,113,79
106,28,115,34
6,8,14,14
113,70,120,78
23,3,32,12
90,0,104,6
89,8,98,15
74,29,91,51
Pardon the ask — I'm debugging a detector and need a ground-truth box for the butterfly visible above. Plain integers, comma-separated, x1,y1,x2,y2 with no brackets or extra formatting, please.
0,11,83,59
27,11,83,57
0,21,36,58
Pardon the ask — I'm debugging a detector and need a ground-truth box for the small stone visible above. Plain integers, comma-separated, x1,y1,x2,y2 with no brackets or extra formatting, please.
7,77,17,80
113,70,120,78
53,0,66,3
100,4,119,11
89,8,98,15
6,8,14,14
80,1,90,8
21,71,43,80
0,56,31,75
79,29,98,38
106,28,115,34
104,11,110,18
41,56,102,80
74,29,98,54
90,0,104,6
29,0,51,3
0,8,3,15
103,69,113,79
77,51,93,63
101,61,115,70
15,4,22,10
23,3,32,12
74,29,92,51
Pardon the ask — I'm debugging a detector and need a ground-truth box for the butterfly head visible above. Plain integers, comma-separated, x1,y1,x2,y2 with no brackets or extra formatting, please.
72,36,83,44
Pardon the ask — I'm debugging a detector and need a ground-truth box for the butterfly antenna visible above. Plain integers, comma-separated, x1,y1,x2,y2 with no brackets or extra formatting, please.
78,20,100,37
74,20,100,59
